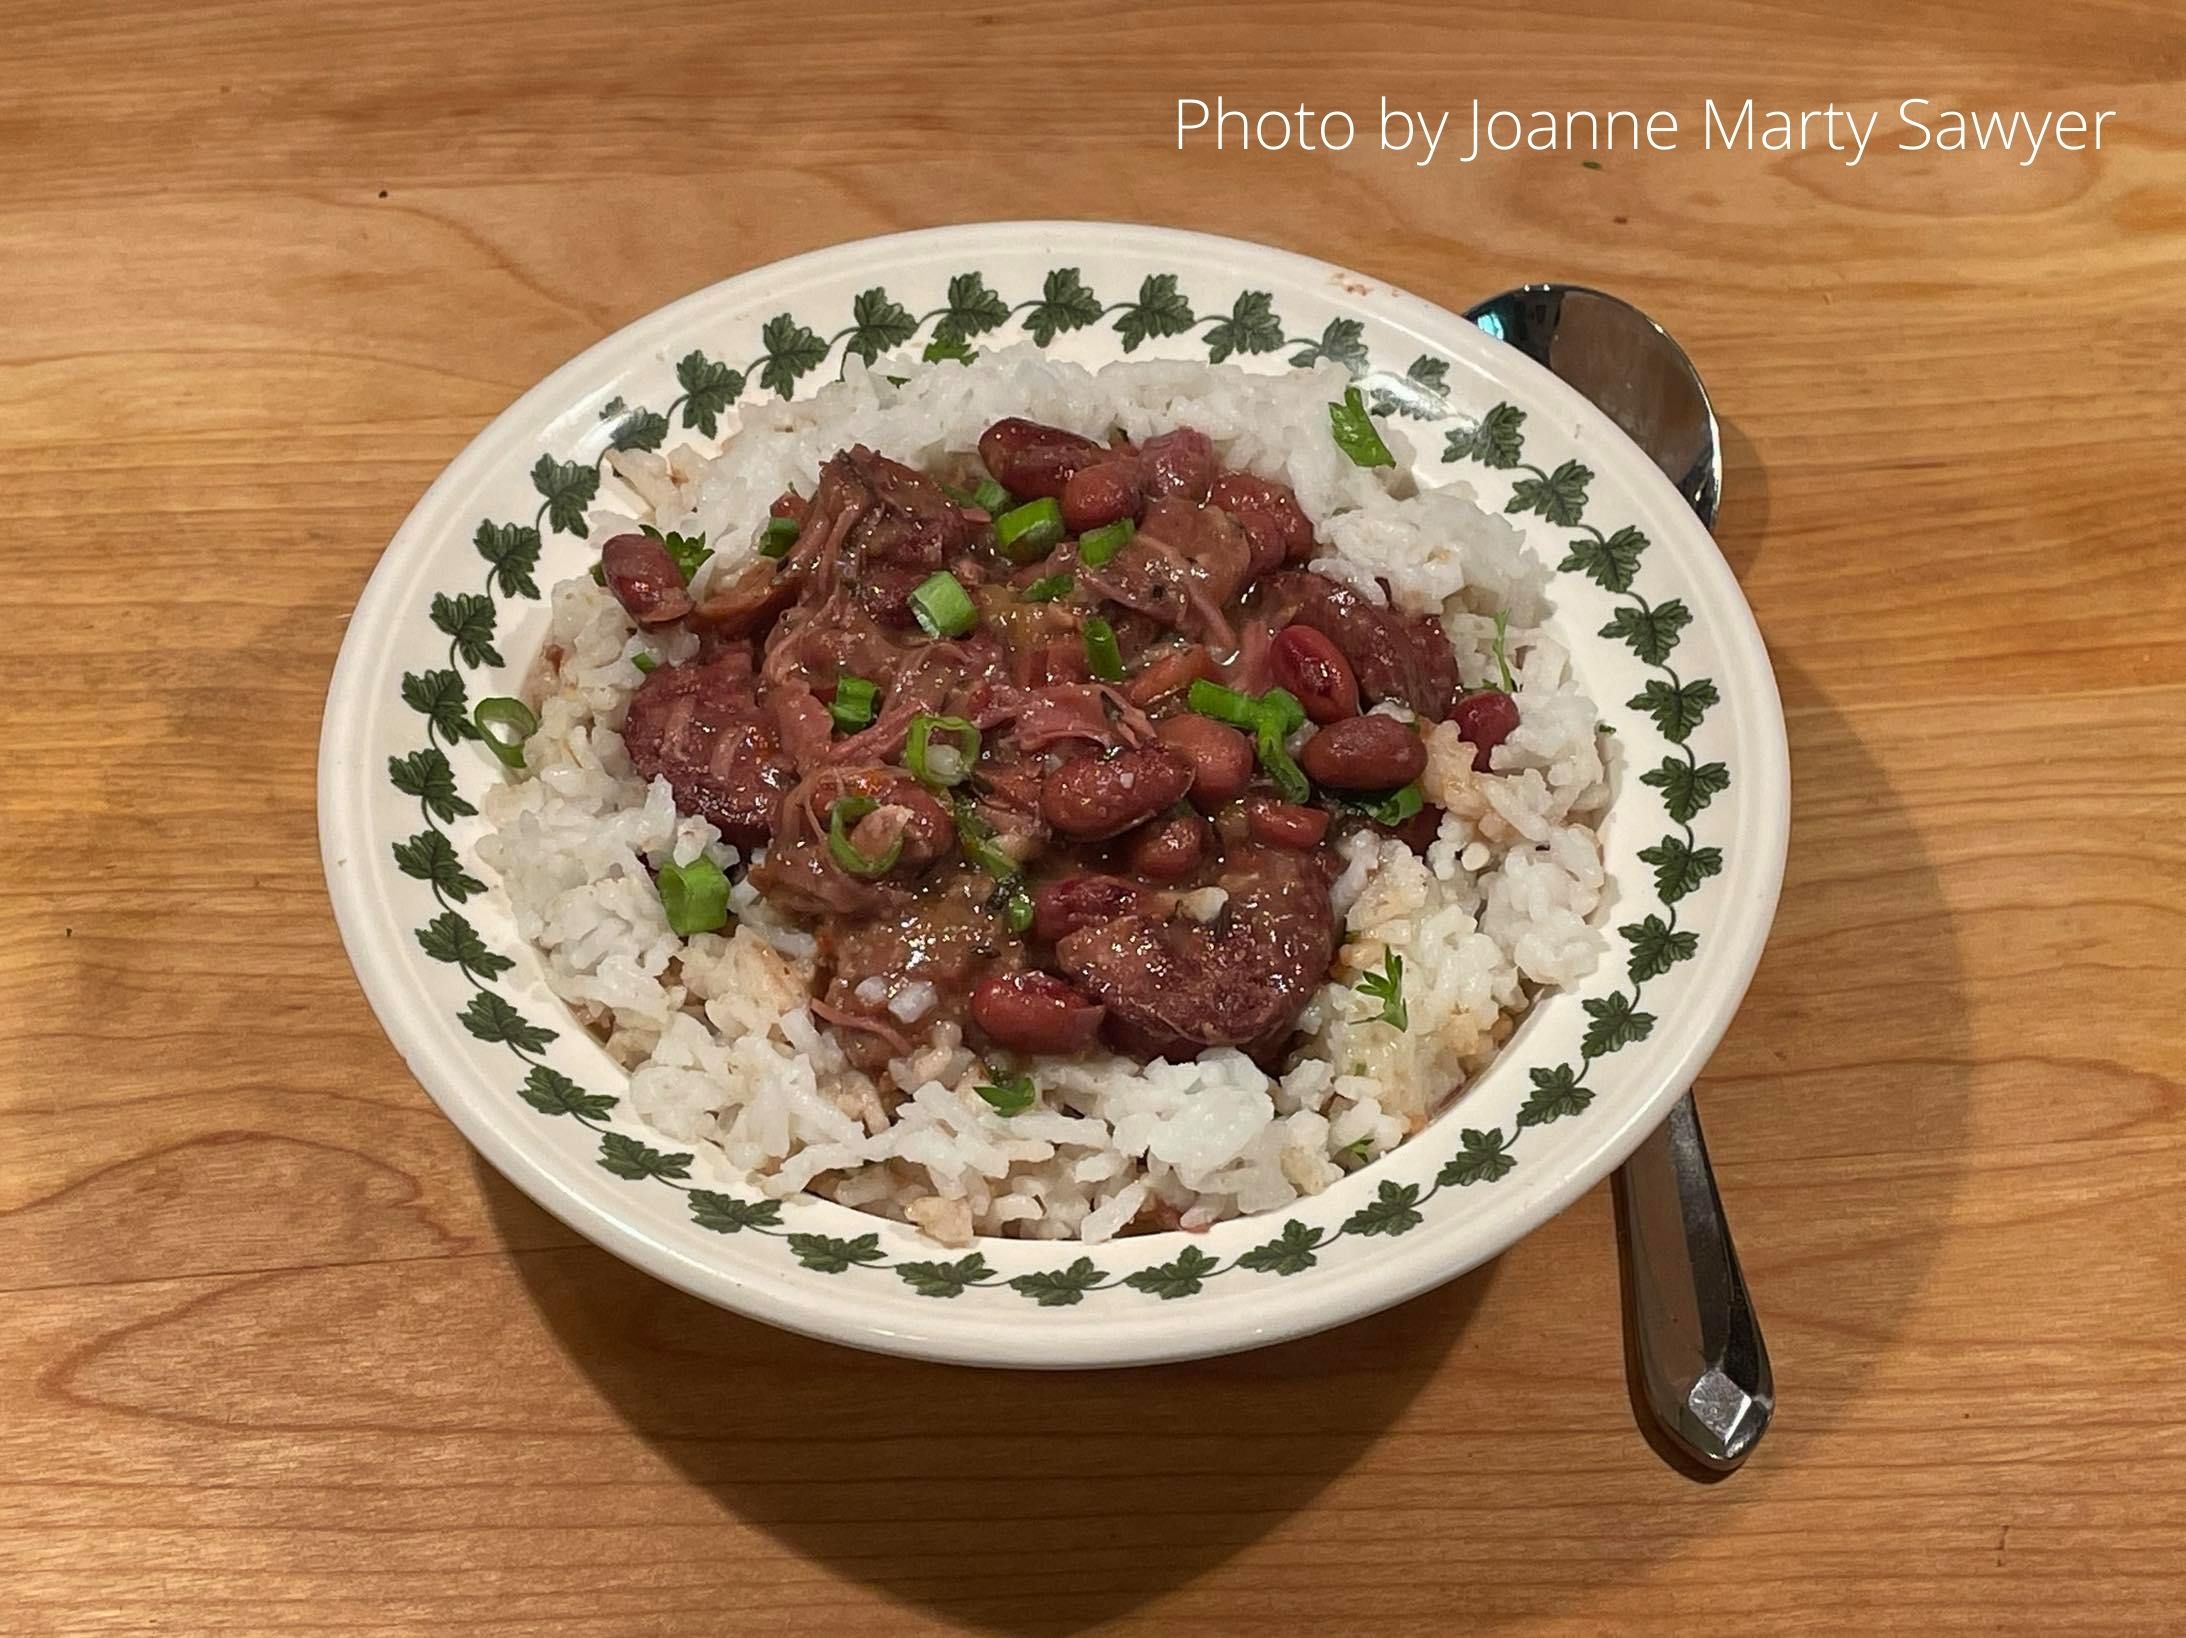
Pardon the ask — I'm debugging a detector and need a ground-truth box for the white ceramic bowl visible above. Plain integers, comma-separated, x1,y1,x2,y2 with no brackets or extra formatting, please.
320,223,1788,1368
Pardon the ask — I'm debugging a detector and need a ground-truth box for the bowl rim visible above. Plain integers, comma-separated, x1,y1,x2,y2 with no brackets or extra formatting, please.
319,220,1790,1367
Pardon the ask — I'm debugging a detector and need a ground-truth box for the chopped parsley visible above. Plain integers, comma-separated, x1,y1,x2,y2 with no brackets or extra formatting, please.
975,1074,1036,1116
641,523,712,581
1355,950,1407,1031
1328,385,1395,468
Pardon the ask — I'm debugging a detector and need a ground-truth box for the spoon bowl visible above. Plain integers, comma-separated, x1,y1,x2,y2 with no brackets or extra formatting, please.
1466,285,1723,529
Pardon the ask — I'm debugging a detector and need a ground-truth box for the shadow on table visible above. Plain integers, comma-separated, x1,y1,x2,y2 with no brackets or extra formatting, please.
480,659,1968,1632
482,1168,1494,1633
1585,654,1978,1498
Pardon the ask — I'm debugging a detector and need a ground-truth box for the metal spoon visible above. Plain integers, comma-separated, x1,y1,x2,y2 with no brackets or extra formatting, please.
1464,284,1772,1473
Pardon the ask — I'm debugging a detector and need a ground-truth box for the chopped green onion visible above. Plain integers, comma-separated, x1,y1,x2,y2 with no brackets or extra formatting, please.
1491,609,1516,693
1256,718,1311,803
631,653,658,674
993,496,1065,563
830,674,879,733
953,798,1022,883
947,478,1010,511
656,855,731,935
1354,782,1425,826
1258,687,1307,738
1189,681,1309,798
1081,616,1124,682
1005,888,1034,933
472,696,537,769
1355,950,1407,1030
641,523,712,581
909,571,978,638
1336,1135,1375,1167
1020,573,1074,603
923,336,976,365
758,516,799,558
975,1073,1036,1116
1187,678,1261,727
906,713,981,788
1329,385,1396,468
826,796,904,879
1077,517,1135,568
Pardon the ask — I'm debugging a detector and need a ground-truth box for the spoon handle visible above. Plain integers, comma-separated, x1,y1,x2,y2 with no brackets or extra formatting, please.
1611,1090,1773,1470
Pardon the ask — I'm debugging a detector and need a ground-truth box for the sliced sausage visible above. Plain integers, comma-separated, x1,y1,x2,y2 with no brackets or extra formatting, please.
600,532,694,627
1040,746,1195,841
1060,459,1143,533
1056,845,1335,1055
621,655,796,847
977,418,1103,500
970,971,1106,1054
1029,873,1153,943
1139,428,1215,502
1209,471,1316,575
1298,715,1426,790
691,558,796,640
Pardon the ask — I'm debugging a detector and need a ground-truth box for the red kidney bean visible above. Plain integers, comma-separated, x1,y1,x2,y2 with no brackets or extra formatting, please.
1270,624,1361,723
1060,459,1143,533
1124,644,1212,707
1030,874,1150,943
1298,715,1427,790
1452,689,1522,771
1243,797,1331,851
1125,811,1207,881
1155,714,1255,811
1383,804,1443,855
970,971,1106,1054
600,532,694,627
1040,746,1196,840
977,418,1103,500
1139,428,1215,502
1209,472,1316,575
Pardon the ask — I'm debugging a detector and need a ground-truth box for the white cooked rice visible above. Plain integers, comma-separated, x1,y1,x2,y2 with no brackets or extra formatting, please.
475,346,1610,1245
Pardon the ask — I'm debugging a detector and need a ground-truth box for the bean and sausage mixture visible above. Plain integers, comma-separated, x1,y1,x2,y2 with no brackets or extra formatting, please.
596,417,1522,1081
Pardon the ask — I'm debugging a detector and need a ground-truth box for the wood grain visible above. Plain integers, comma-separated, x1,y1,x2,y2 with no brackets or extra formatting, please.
4,1,2184,1631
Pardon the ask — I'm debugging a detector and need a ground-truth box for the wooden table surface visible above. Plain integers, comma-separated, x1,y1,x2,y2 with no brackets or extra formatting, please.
6,2,2184,1632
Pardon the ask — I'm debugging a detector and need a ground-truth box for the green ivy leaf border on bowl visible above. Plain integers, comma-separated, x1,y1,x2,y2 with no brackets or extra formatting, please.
389,271,1728,1304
